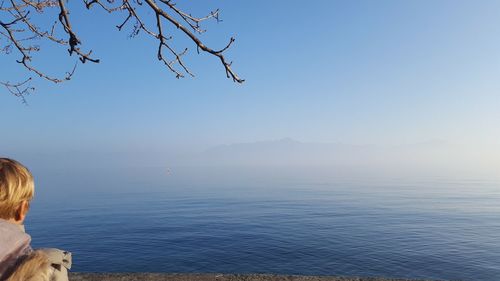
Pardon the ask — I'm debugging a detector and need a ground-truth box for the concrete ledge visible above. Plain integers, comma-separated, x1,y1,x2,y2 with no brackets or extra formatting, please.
70,273,433,281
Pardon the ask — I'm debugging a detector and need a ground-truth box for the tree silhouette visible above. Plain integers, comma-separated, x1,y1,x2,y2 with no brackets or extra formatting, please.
0,0,244,102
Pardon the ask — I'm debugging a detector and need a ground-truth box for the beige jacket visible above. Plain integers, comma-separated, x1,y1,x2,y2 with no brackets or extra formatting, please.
0,219,71,281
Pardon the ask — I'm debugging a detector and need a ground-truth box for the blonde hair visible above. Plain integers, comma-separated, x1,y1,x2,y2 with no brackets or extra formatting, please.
0,158,34,220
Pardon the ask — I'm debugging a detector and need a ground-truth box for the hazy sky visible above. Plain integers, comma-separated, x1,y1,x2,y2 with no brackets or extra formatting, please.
1,1,499,173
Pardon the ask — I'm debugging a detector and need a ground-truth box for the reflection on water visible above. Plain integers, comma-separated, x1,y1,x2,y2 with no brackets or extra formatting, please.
27,167,500,281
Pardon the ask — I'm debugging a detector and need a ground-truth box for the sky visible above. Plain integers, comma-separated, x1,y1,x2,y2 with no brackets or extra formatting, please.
1,0,500,177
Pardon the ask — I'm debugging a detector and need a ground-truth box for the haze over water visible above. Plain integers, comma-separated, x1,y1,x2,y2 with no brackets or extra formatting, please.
24,164,500,281
2,1,500,281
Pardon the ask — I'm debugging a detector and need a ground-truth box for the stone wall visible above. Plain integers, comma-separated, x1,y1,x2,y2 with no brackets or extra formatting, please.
70,273,432,281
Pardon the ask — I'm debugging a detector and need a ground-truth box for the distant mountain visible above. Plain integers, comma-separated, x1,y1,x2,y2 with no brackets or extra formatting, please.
192,138,452,168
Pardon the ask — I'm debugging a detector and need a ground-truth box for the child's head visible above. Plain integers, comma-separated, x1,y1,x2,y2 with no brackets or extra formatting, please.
0,158,34,223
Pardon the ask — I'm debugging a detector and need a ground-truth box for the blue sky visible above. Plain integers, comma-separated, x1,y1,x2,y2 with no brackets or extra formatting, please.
1,0,499,171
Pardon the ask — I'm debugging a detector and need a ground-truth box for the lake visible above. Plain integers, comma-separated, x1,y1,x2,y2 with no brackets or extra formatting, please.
25,166,500,281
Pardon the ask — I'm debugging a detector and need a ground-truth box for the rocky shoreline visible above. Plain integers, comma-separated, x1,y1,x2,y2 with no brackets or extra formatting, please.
70,273,437,281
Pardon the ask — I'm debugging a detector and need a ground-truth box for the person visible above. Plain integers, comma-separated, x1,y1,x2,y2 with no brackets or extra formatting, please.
0,158,71,281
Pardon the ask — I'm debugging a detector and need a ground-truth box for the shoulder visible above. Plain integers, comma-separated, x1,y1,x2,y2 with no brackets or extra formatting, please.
37,248,72,271
6,249,72,281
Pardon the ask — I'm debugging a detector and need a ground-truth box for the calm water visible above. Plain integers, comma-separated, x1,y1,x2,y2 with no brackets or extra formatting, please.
25,167,500,281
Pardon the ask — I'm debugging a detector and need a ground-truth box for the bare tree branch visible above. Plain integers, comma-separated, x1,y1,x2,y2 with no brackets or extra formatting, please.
143,0,244,83
0,77,34,104
1,0,244,101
